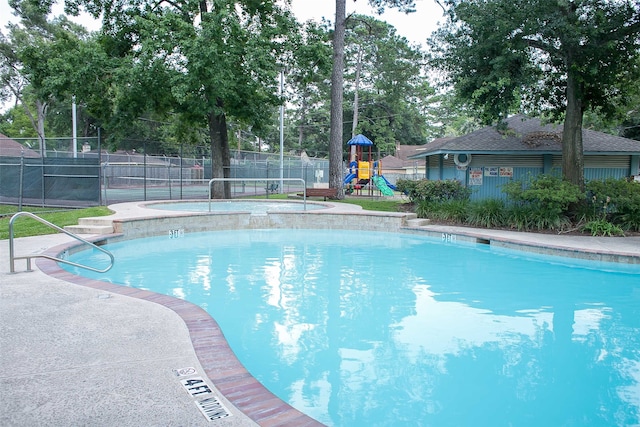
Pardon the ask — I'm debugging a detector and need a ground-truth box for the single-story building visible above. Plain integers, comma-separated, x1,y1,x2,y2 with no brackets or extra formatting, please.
378,153,406,175
408,115,640,200
0,133,41,158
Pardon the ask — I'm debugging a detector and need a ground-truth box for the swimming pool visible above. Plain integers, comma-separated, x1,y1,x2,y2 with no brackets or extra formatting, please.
63,229,640,426
146,200,326,213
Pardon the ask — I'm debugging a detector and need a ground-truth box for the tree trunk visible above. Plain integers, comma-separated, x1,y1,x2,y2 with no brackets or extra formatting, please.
208,110,231,199
349,44,363,164
562,72,585,191
352,44,362,139
201,1,229,199
328,0,347,199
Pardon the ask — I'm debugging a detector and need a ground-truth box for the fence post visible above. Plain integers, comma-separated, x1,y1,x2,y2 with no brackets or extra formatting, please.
102,162,109,206
179,145,183,200
40,155,45,207
18,154,24,211
98,130,103,206
143,150,147,201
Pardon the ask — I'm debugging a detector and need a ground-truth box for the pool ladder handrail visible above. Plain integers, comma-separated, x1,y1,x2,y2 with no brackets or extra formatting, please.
8,211,115,274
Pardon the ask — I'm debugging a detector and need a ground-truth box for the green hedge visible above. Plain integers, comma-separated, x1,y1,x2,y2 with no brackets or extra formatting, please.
402,175,640,236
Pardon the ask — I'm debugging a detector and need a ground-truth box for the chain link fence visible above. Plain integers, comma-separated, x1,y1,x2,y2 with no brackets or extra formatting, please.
1,137,330,208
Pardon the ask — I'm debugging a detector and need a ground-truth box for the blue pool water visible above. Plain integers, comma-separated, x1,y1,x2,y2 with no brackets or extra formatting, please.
147,200,325,213
64,229,640,426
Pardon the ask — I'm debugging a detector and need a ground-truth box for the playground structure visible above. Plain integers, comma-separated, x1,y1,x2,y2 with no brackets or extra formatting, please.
343,134,397,196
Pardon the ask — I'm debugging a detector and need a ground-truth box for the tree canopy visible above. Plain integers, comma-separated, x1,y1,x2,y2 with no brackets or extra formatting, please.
55,0,296,197
0,3,101,153
344,14,433,154
4,0,638,196
429,0,640,189
285,13,434,158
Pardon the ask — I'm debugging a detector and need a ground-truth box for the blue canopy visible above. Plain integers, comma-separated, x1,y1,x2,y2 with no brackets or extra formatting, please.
347,134,373,146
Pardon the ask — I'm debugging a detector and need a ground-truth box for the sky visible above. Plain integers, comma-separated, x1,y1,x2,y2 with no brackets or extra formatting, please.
0,0,446,46
289,0,446,45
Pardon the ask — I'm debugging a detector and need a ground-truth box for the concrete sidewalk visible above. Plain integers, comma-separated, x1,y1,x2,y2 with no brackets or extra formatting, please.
1,234,257,427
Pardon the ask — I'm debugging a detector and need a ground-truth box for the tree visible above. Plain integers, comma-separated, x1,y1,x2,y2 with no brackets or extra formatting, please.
428,92,482,137
585,57,640,141
344,15,433,154
328,0,416,198
287,20,333,152
2,0,116,155
65,0,296,198
285,12,435,159
0,100,40,137
0,3,90,154
429,0,640,190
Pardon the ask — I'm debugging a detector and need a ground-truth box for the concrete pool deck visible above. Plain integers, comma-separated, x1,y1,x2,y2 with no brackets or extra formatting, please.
2,200,639,426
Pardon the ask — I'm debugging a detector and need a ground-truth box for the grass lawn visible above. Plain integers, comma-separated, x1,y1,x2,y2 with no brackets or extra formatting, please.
0,205,113,240
252,192,411,212
338,197,410,212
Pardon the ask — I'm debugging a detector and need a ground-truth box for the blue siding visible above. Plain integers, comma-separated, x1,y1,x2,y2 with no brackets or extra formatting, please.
585,168,629,181
427,167,457,180
422,154,635,201
469,167,543,200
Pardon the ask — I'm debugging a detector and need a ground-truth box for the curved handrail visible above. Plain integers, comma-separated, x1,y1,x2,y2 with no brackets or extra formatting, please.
8,211,114,274
208,178,307,211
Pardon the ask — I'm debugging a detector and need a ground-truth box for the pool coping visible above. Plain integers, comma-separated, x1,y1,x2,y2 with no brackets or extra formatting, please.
12,199,640,426
67,200,640,264
401,224,640,264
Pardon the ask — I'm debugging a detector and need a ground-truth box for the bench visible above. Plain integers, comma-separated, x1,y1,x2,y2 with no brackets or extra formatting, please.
297,188,339,200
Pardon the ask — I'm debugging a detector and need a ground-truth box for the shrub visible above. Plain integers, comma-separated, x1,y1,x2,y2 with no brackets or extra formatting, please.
505,201,571,231
415,200,437,218
403,174,637,235
395,179,420,202
586,178,640,232
415,199,470,222
503,174,583,213
436,199,469,222
618,209,640,232
396,179,471,204
581,219,625,237
467,199,507,228
528,209,573,231
503,174,582,231
504,204,534,231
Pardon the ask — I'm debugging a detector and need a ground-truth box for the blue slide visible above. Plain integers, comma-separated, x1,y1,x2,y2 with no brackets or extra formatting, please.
343,173,357,185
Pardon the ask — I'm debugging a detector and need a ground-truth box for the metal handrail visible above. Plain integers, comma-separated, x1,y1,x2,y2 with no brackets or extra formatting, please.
208,178,307,211
8,211,114,274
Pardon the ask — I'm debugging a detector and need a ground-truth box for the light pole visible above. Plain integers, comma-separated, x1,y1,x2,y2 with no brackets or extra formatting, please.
72,95,78,158
279,69,285,193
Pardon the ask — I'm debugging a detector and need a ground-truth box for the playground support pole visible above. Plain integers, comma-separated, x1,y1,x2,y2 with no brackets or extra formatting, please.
369,144,373,196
